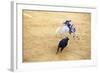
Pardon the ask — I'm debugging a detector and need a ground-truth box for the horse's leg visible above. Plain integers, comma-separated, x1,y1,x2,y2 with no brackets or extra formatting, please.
69,28,72,35
73,32,80,40
73,32,76,38
76,35,80,40
71,32,76,39
69,31,71,35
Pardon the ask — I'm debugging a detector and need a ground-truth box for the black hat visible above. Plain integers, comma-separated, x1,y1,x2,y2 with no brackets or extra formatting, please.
64,20,71,24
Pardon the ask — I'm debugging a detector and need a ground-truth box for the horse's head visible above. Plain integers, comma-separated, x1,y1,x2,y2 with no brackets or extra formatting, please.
71,24,76,32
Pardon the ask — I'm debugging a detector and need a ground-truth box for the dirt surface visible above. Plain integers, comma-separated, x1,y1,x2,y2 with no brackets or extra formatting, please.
23,10,91,62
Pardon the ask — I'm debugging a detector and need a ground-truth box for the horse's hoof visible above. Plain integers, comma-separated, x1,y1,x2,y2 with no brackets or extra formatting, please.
56,52,58,54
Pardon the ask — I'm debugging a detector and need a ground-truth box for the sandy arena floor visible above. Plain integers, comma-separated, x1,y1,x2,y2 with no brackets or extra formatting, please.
22,10,91,62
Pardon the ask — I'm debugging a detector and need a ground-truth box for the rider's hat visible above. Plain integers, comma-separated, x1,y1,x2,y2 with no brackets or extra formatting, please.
64,20,71,24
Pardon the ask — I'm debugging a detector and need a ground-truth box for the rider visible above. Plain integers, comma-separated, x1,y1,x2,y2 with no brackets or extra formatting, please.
64,20,72,34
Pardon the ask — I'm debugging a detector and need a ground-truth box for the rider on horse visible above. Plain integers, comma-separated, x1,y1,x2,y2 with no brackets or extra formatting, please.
64,20,72,34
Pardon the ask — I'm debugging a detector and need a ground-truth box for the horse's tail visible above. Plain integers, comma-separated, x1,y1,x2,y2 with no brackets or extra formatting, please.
56,26,63,34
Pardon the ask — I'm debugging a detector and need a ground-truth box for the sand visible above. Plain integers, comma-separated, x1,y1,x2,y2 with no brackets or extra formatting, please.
22,10,91,62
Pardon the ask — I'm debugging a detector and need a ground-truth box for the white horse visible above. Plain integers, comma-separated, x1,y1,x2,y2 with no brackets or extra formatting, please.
56,23,79,39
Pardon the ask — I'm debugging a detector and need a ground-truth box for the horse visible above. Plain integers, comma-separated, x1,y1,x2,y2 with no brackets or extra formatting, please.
56,23,79,39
